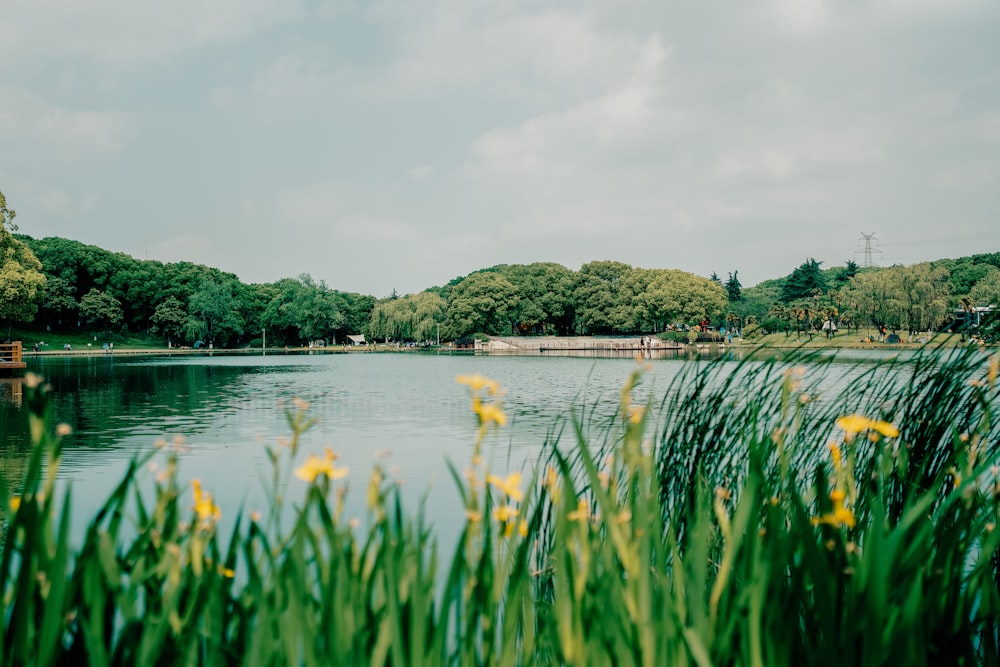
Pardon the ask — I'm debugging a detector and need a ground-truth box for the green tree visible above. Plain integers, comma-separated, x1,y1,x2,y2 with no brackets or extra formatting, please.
150,296,189,346
969,268,1000,307
36,275,78,328
0,190,17,232
79,288,124,332
369,291,445,342
187,278,244,346
840,263,950,335
780,258,827,302
499,263,576,335
836,260,859,286
724,271,742,302
0,191,46,329
444,272,519,338
630,268,728,332
336,292,376,342
573,261,633,334
261,275,348,345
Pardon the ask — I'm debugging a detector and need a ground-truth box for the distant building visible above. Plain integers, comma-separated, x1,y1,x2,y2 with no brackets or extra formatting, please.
953,306,994,328
347,335,367,346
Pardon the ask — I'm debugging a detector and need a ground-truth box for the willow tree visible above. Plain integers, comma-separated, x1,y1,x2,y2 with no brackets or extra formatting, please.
840,263,950,334
369,291,445,342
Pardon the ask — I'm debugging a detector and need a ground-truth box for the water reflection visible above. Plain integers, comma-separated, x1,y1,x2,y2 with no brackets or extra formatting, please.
1,350,919,546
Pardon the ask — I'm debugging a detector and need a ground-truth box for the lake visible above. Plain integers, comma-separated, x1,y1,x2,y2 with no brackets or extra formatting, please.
2,348,917,542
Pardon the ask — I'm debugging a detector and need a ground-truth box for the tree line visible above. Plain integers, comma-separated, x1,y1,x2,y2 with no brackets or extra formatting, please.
2,191,998,345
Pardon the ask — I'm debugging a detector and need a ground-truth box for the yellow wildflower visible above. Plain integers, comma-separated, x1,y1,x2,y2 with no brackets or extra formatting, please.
836,414,899,440
473,398,507,427
487,472,523,502
455,374,500,395
191,479,221,523
466,509,483,523
627,405,645,424
218,566,236,579
543,465,561,502
294,447,349,483
9,496,21,512
812,489,855,528
544,465,558,490
828,442,842,470
567,499,590,523
493,505,518,523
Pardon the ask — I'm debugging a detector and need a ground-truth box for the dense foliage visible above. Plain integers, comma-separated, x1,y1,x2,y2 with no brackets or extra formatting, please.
2,189,997,344
0,192,45,327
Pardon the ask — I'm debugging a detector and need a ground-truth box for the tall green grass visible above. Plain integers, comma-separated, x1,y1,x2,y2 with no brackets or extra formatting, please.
2,348,998,665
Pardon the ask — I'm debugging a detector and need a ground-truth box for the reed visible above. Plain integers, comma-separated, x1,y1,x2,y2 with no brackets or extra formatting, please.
1,347,998,665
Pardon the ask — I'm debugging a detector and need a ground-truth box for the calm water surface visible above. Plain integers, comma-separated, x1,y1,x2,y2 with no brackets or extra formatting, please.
1,349,910,542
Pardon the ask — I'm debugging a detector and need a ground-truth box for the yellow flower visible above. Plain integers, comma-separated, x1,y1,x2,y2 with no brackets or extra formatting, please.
828,442,842,470
455,374,500,395
218,566,236,579
835,414,899,440
191,479,221,523
9,496,21,512
487,472,523,502
812,489,856,528
543,465,561,502
294,447,349,483
567,499,590,523
627,405,645,424
466,509,483,523
493,505,518,523
473,398,507,427
517,520,528,537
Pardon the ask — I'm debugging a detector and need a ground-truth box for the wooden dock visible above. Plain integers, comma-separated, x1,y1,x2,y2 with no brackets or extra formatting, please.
0,342,26,371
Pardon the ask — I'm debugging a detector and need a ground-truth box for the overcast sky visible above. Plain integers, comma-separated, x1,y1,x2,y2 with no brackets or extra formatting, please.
2,0,998,297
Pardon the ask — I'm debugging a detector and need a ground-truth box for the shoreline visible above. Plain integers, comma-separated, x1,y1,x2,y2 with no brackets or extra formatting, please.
18,335,989,361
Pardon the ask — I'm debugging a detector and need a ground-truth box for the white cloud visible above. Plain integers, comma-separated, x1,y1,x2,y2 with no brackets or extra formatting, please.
771,0,828,34
147,234,214,263
464,34,670,178
408,164,434,180
0,0,303,71
331,215,420,242
4,0,999,297
0,86,131,161
28,188,100,216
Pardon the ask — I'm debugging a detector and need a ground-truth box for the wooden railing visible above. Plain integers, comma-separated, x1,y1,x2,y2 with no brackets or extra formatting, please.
0,341,25,368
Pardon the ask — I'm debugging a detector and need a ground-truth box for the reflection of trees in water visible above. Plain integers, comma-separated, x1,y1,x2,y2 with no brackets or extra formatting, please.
17,358,253,454
0,377,29,500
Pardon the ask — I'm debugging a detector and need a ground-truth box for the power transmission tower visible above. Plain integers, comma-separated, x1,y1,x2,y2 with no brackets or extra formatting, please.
855,232,883,268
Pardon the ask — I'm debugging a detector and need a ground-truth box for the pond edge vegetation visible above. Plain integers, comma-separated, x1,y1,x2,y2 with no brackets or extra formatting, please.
2,346,1000,665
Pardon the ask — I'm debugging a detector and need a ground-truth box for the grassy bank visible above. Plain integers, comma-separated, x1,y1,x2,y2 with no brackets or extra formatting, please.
2,349,999,664
747,330,969,349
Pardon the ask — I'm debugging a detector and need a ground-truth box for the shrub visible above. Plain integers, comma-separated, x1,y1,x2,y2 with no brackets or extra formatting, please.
658,330,689,345
743,321,763,340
